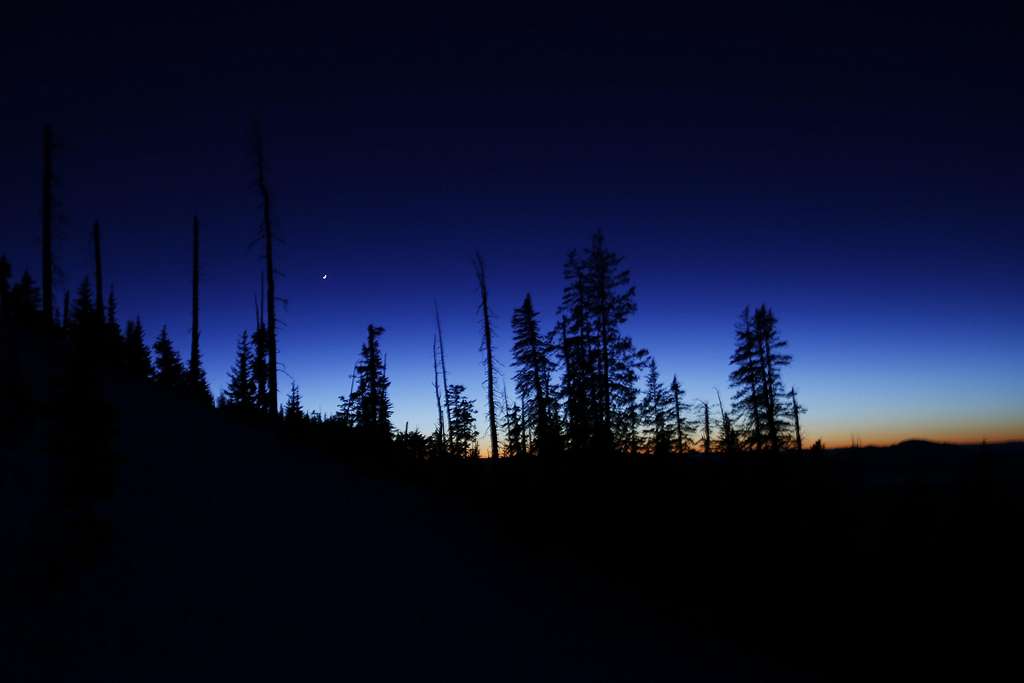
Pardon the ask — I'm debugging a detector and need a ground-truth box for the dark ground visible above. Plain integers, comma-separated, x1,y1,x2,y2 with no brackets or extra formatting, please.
2,323,1022,681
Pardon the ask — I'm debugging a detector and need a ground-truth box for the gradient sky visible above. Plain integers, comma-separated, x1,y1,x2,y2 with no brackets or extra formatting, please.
2,5,1022,445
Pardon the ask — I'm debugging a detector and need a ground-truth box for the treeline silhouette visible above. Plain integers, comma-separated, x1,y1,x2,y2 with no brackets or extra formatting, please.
5,125,817,463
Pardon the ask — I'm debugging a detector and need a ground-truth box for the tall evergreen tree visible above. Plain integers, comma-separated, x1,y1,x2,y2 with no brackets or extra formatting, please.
714,387,739,453
11,272,40,319
70,277,95,336
446,384,477,459
729,307,767,450
284,381,305,426
348,324,392,439
641,359,671,456
501,384,528,458
510,293,558,457
557,232,645,456
223,330,257,409
153,325,186,390
124,316,152,379
729,305,792,451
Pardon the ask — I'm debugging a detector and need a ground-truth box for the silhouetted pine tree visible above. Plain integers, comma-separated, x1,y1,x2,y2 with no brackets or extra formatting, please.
473,252,500,460
349,324,392,439
284,381,305,426
668,375,691,455
222,331,257,410
10,272,40,320
124,317,153,379
446,383,477,459
501,385,528,458
729,305,792,451
714,387,739,453
153,326,186,390
61,290,70,330
510,293,558,457
641,359,671,456
70,278,95,340
558,232,646,456
729,308,767,451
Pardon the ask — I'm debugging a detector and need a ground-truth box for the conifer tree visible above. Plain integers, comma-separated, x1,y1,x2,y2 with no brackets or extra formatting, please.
124,316,153,379
71,277,94,328
153,325,186,390
729,305,793,451
62,290,70,329
106,289,119,337
223,330,257,410
501,385,528,458
348,324,392,439
714,387,739,453
11,272,40,319
446,383,478,459
510,293,558,457
284,381,305,426
557,232,645,456
668,375,691,455
641,359,671,456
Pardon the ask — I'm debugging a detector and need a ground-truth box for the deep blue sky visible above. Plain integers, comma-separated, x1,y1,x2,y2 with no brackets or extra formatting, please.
2,5,1022,444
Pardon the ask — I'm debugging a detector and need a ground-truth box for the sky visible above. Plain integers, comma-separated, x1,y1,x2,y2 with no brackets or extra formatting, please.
2,5,1022,446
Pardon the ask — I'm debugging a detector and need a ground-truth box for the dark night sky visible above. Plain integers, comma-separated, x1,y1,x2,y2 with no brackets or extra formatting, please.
2,4,1022,444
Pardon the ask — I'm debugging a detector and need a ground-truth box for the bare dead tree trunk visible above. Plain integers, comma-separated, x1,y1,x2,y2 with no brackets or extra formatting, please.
254,126,278,415
432,334,446,453
474,252,499,460
435,302,452,446
41,125,55,322
92,221,104,323
190,216,201,381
